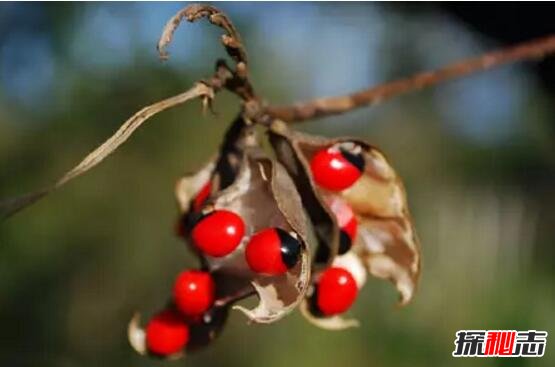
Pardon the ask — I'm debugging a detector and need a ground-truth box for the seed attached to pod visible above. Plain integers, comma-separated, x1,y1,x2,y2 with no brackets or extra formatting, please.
310,145,365,191
173,270,215,316
245,228,302,275
193,182,212,212
325,196,358,254
191,210,245,257
315,267,358,316
145,310,190,356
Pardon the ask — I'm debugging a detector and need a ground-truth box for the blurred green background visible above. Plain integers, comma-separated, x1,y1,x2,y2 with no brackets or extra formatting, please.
1,2,554,367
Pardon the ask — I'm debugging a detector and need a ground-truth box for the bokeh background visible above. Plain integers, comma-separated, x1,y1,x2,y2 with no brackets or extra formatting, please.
1,2,554,367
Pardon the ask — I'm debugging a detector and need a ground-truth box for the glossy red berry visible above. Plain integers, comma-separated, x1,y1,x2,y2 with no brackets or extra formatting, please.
325,196,358,254
146,310,189,356
173,270,215,316
245,228,301,275
191,210,245,257
310,146,365,191
316,267,358,316
193,182,211,212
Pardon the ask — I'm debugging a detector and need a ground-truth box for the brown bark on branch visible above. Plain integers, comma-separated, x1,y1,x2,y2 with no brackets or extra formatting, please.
266,34,555,123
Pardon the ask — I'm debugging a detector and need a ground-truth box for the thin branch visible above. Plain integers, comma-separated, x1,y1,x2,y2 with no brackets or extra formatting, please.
158,4,256,102
158,4,248,67
0,82,214,220
266,34,555,123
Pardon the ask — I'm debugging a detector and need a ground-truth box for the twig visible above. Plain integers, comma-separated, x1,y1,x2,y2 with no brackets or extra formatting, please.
266,34,555,123
0,83,214,220
0,4,255,222
159,4,256,102
158,4,247,67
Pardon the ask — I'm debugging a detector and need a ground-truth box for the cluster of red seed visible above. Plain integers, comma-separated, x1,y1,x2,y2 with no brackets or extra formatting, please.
308,145,365,316
191,208,303,275
145,187,304,356
145,269,215,356
145,144,366,355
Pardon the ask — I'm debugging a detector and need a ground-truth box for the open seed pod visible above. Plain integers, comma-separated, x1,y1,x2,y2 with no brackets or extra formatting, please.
175,116,254,217
198,151,311,323
268,123,340,268
269,120,421,308
174,116,257,254
128,304,229,359
175,159,216,214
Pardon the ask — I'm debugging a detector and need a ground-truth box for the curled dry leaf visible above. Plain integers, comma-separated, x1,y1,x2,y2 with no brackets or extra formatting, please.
202,153,311,323
269,121,421,306
0,83,214,221
300,252,366,330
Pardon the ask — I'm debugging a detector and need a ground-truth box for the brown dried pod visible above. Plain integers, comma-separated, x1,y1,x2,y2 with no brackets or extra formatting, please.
174,116,255,266
269,120,421,307
175,116,254,215
200,152,311,323
175,159,216,215
268,122,340,268
174,116,311,326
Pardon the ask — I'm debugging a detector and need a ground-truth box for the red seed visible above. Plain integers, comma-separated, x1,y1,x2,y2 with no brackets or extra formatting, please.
325,196,358,237
146,310,189,356
342,216,357,240
173,270,215,316
245,228,301,275
316,267,358,316
191,210,245,257
325,196,358,254
310,147,363,191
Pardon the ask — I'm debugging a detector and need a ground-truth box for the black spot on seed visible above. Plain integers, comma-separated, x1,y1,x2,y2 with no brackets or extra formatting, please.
276,228,301,269
308,286,324,317
340,148,365,172
338,230,352,255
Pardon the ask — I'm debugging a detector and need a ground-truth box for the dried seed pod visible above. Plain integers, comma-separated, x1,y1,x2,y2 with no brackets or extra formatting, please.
174,116,256,253
269,121,421,306
175,159,216,214
268,122,340,268
175,116,254,217
201,152,311,323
